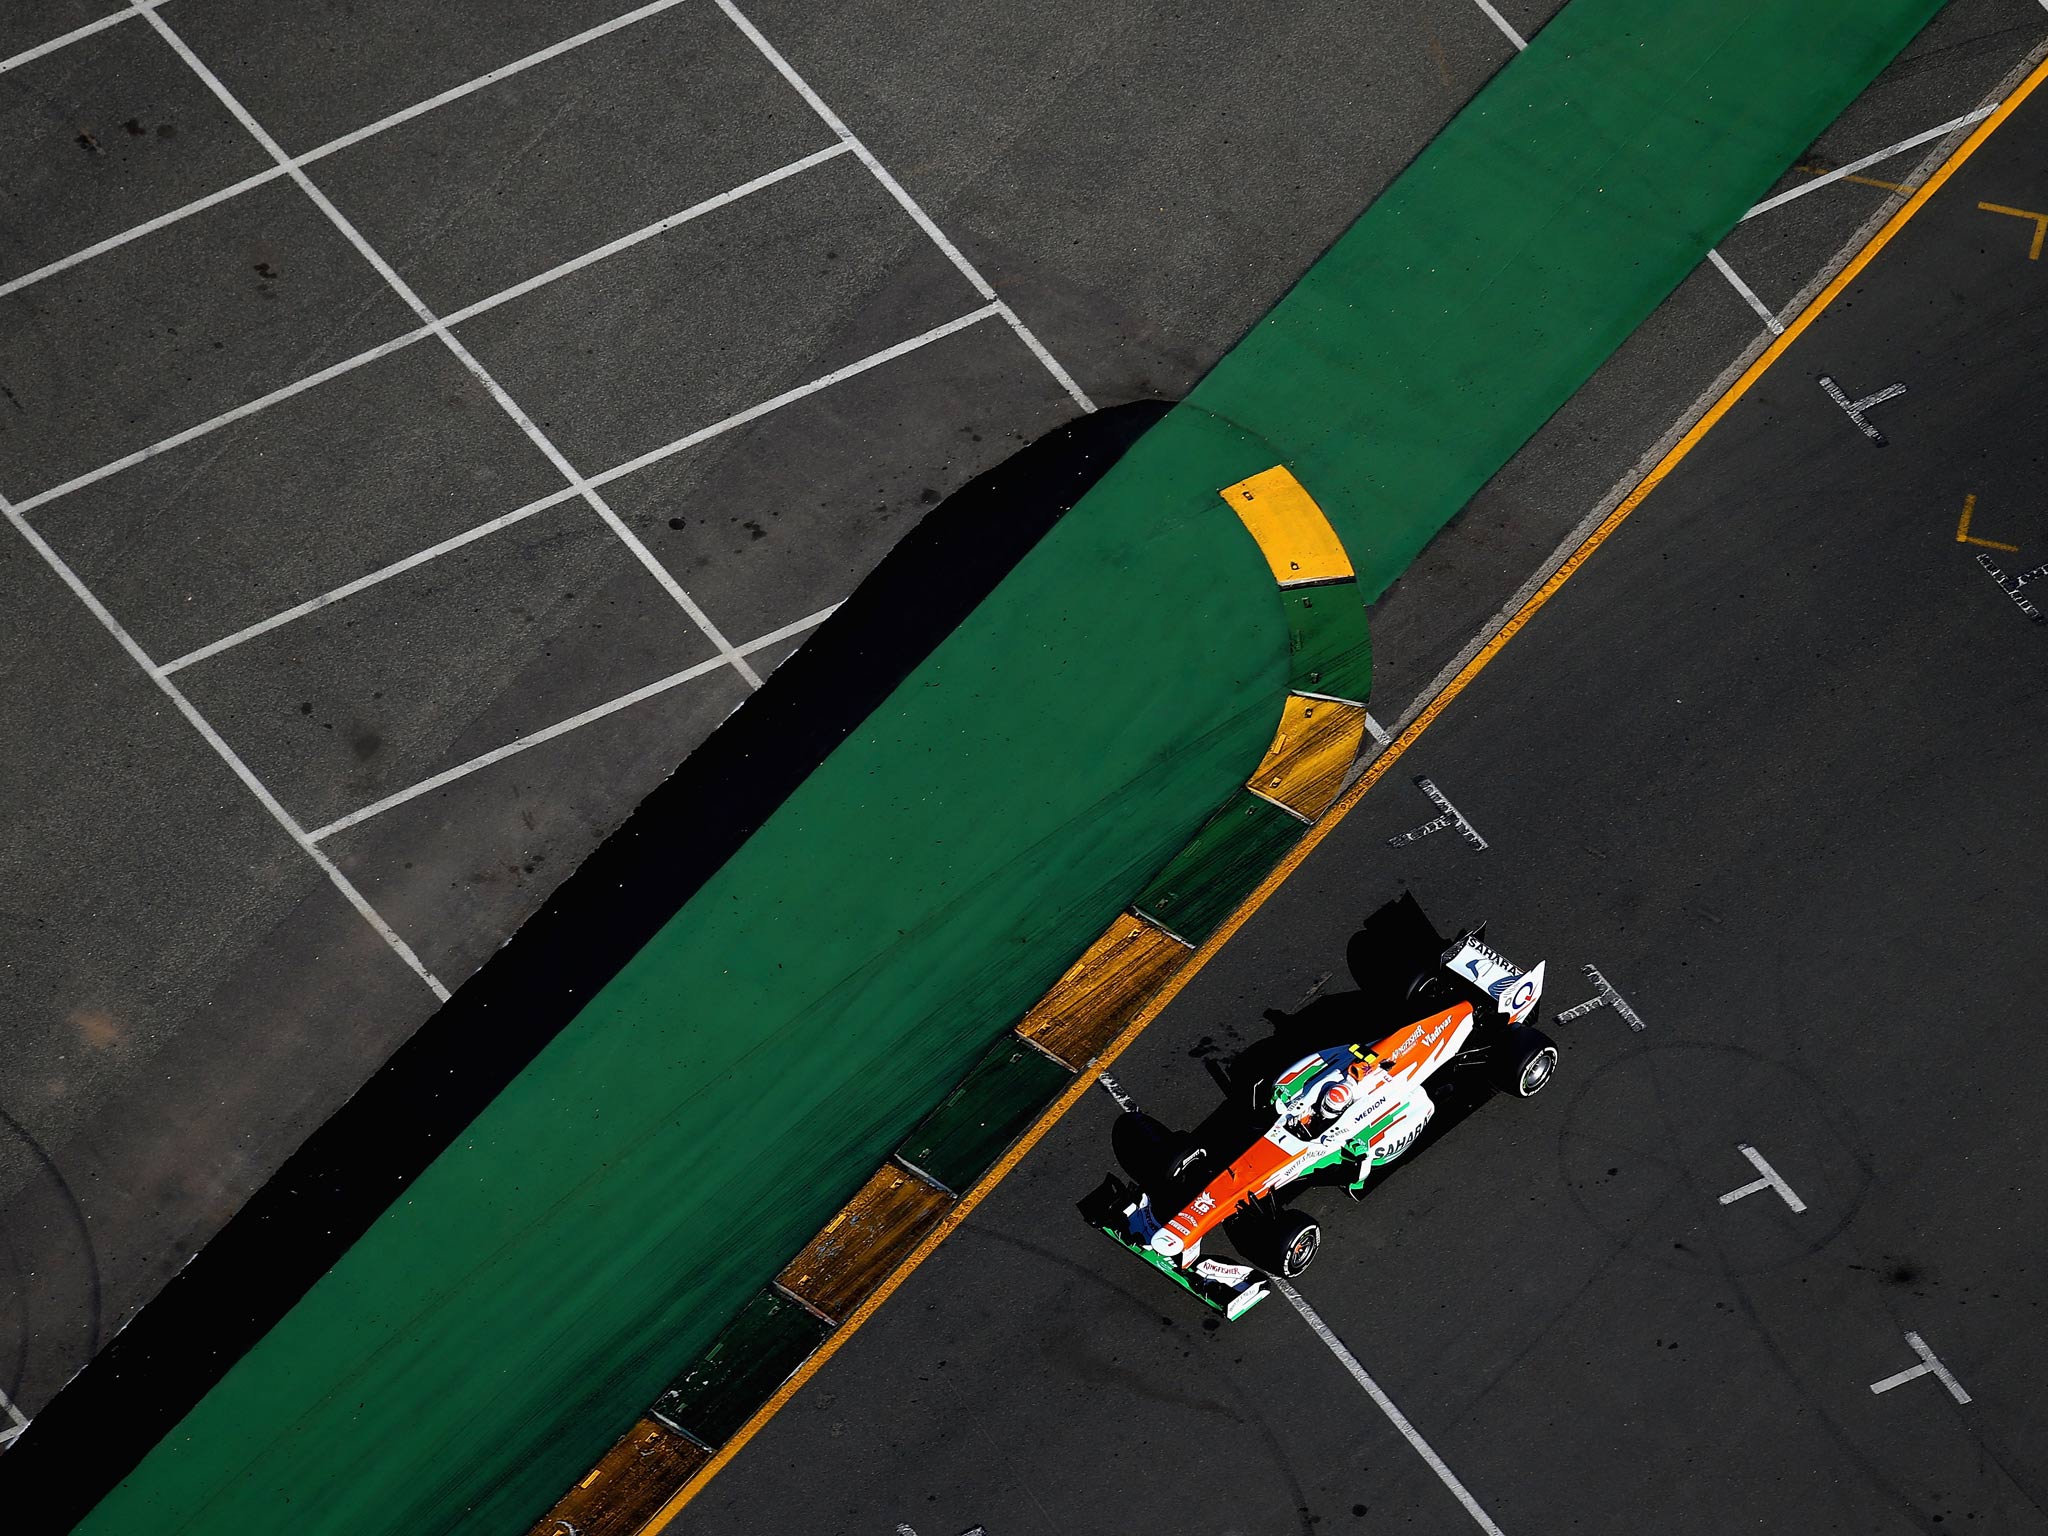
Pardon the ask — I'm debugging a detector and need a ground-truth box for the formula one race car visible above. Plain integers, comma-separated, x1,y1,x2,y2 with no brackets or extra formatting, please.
1081,898,1557,1320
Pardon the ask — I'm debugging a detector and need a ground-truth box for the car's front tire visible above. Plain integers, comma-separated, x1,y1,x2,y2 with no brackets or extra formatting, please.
1230,1207,1322,1277
1276,1211,1322,1277
1111,1111,1203,1204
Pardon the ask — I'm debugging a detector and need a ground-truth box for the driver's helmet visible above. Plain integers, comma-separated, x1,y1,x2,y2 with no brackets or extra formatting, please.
1317,1079,1352,1119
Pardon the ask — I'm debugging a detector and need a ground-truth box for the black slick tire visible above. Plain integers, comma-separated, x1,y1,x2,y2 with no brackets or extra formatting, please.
1497,1023,1559,1098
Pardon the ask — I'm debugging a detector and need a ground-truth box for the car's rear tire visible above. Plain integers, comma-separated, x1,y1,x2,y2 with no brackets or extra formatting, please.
1498,1024,1558,1098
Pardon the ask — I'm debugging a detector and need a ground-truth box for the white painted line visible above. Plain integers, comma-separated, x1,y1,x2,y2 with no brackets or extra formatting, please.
1705,249,1784,335
1387,774,1486,850
13,321,439,513
1469,0,1528,50
1096,1072,1138,1113
304,604,838,843
159,486,585,674
1552,964,1644,1030
0,167,289,300
0,0,695,297
158,309,994,671
1818,373,1906,445
295,0,695,165
1868,1361,1931,1394
0,1381,27,1448
1742,106,1999,220
1717,1144,1806,1213
1364,712,1391,746
1975,552,2048,624
1870,1332,1971,1405
1,139,842,307
0,490,449,1000
134,3,764,688
0,0,163,76
439,143,853,328
711,0,1095,414
585,306,1003,489
1276,1279,1508,1536
12,144,853,513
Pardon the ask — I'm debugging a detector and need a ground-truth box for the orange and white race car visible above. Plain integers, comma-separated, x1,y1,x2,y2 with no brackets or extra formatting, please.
1083,916,1557,1320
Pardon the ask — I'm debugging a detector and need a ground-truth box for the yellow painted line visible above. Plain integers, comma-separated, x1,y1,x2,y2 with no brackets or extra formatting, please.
1956,493,2020,553
1224,464,1355,586
635,55,2048,1534
1978,200,2048,259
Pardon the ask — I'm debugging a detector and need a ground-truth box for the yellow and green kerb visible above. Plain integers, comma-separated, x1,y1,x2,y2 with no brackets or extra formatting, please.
522,467,1372,1536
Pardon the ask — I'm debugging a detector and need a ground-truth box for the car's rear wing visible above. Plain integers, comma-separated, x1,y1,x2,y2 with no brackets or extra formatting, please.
1442,931,1544,1024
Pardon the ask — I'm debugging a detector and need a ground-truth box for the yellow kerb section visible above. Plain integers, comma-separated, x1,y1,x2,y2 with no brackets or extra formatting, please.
1249,695,1369,820
519,1418,705,1536
1222,465,1353,587
775,1165,954,1324
1015,912,1191,1070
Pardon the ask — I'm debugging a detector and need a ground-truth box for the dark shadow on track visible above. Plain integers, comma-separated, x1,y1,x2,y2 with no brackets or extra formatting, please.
2,400,1172,1530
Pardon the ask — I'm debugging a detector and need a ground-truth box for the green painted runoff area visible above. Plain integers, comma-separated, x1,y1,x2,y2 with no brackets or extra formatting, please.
82,2,1941,1531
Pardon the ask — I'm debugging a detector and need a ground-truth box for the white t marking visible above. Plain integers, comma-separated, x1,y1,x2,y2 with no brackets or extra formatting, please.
1870,1332,1971,1405
1716,1144,1806,1212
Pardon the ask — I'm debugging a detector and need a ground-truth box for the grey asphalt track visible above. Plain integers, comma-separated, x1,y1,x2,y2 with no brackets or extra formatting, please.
0,0,1532,1423
0,0,2041,1459
668,49,2048,1536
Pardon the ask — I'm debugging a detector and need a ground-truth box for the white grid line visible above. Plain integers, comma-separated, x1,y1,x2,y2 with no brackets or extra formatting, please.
0,0,164,76
9,142,845,515
158,304,1001,673
1,165,292,301
294,0,693,164
584,305,1002,486
8,0,1091,985
0,488,449,1000
0,0,696,298
1705,247,1784,334
439,142,852,326
158,483,583,674
1741,105,1998,220
14,320,439,512
1468,0,1527,51
710,0,1094,413
306,603,840,842
133,1,765,689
